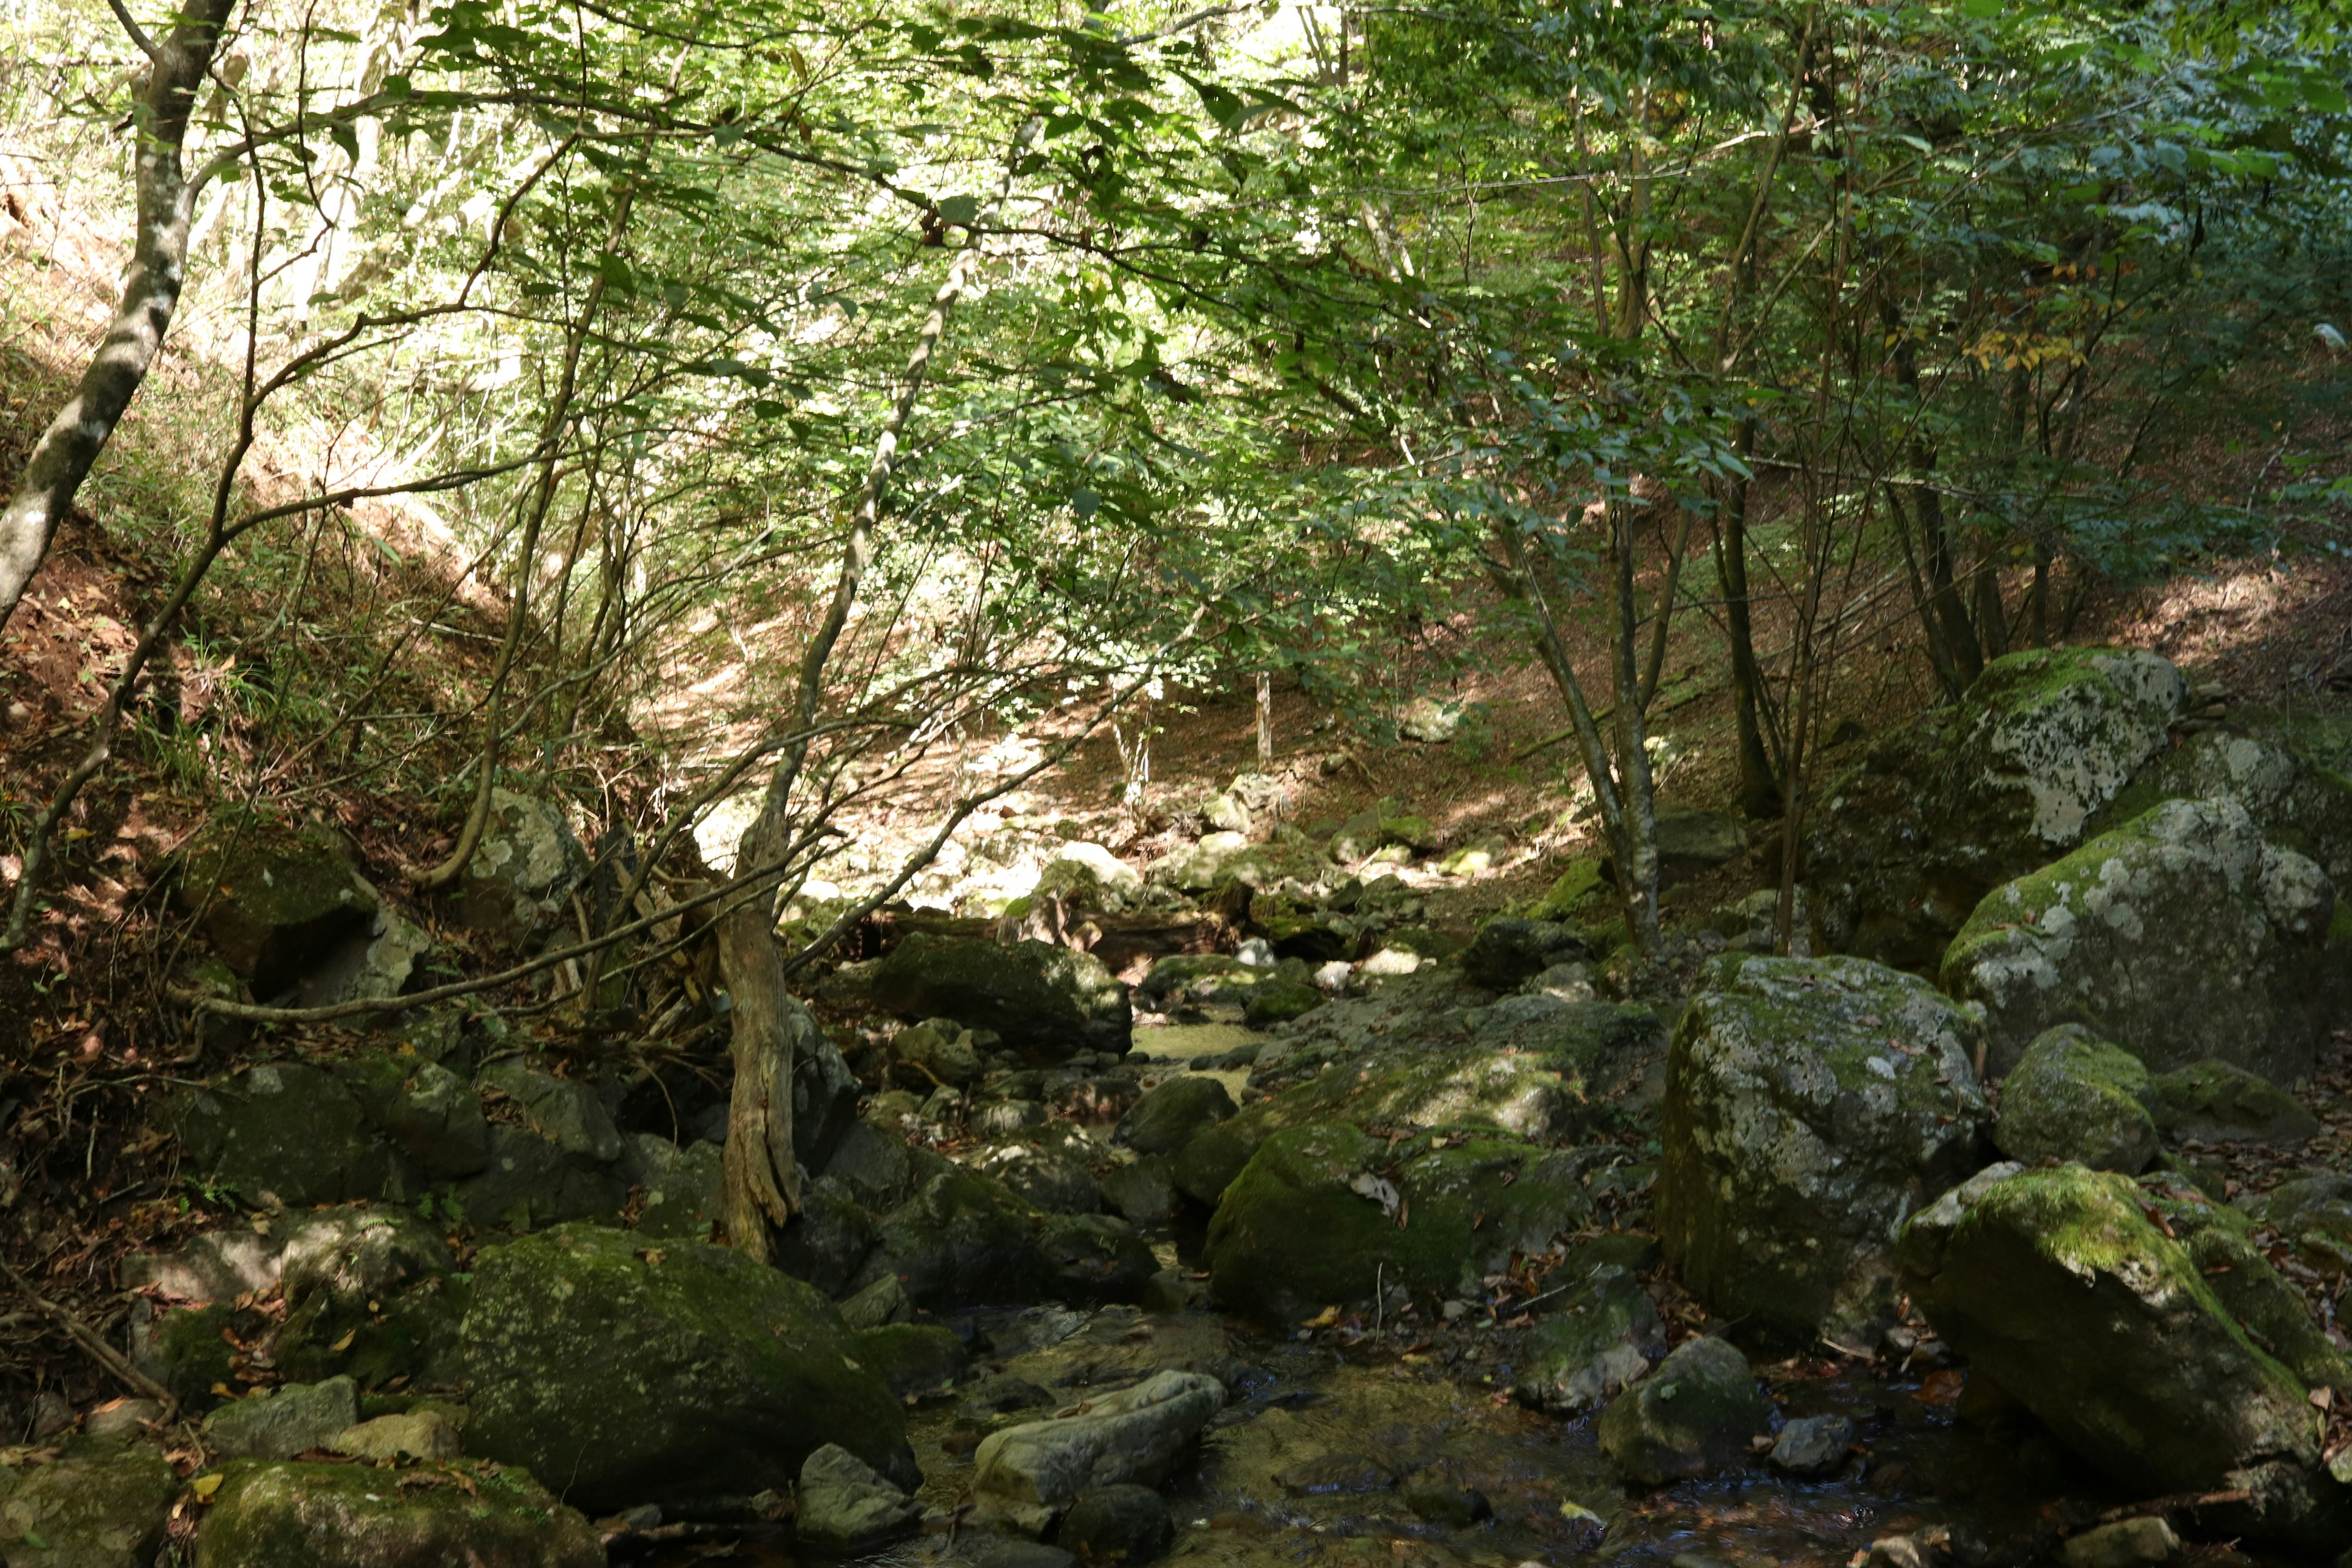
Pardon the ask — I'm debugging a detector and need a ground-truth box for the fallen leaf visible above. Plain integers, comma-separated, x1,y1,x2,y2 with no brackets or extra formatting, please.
1301,1306,1342,1329
191,1474,224,1502
1913,1368,1965,1405
329,1329,356,1353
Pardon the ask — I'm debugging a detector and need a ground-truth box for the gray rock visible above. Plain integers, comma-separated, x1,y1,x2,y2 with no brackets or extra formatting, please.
625,1133,726,1242
477,1059,624,1163
448,787,589,949
1200,791,1252,835
453,1123,629,1231
1595,1336,1766,1485
853,1168,1152,1311
0,1436,178,1568
895,1017,985,1088
119,1228,282,1303
2062,1516,2180,1568
194,1458,601,1566
279,1204,454,1308
1512,1264,1664,1415
1656,954,1989,1343
2090,725,2352,889
796,1442,924,1551
354,1055,490,1178
822,1120,951,1211
1058,1483,1174,1565
870,933,1131,1058
84,1398,166,1441
1461,919,1594,991
1942,797,2334,1083
973,1370,1225,1532
971,1130,1103,1215
330,1409,463,1462
839,1273,914,1330
1108,1079,1235,1165
1770,1414,1855,1476
1100,1156,1177,1226
163,1063,405,1209
458,1225,916,1511
1134,954,1257,1011
772,1182,879,1297
205,1376,360,1460
976,1099,1051,1137
175,820,383,997
2149,1060,2322,1144
292,907,431,1009
1995,1025,2160,1173
850,1322,970,1397
1898,1163,2339,1544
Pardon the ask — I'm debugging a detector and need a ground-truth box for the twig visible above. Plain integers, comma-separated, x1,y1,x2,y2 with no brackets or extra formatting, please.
2092,1488,2250,1524
0,1257,178,1414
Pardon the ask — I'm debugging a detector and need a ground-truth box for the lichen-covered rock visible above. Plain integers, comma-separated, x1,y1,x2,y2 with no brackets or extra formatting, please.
1942,798,2335,1082
1995,1025,2159,1172
1656,955,1989,1343
1512,1264,1664,1415
2148,1060,2322,1144
1898,1163,2340,1544
341,1054,489,1178
1176,1000,1662,1206
2091,726,2352,888
458,1224,915,1510
205,1377,360,1460
625,1133,725,1242
972,1370,1224,1533
164,1063,407,1209
1770,1414,1855,1477
448,788,589,950
870,933,1130,1058
0,1436,178,1568
1809,647,2189,968
1594,1336,1766,1485
796,1442,924,1551
176,820,383,995
194,1459,601,1567
1204,1125,1591,1326
1114,1076,1235,1158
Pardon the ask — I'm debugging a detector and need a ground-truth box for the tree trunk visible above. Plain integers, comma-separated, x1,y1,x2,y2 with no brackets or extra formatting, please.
1714,425,1782,816
0,0,237,632
715,896,798,1263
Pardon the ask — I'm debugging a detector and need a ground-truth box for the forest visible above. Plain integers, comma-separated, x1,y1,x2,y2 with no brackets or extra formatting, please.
0,0,2350,1562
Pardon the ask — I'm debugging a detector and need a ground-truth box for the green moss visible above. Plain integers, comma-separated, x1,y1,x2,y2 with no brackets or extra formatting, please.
195,1459,600,1567
1996,1025,2157,1172
849,1322,970,1396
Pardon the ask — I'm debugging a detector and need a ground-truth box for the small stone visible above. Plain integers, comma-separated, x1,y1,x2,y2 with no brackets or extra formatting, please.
1596,1337,1766,1486
2062,1517,2180,1568
1768,1414,1855,1476
795,1442,924,1551
1058,1483,1174,1565
205,1377,360,1460
84,1398,166,1442
331,1409,463,1462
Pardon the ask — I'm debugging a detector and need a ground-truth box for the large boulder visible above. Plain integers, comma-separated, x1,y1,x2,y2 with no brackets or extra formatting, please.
194,1459,601,1566
0,1436,178,1568
1942,797,2334,1082
869,933,1130,1058
453,1124,629,1231
164,1063,409,1209
1594,1336,1767,1486
1898,1163,2343,1544
1994,1025,2160,1173
176,820,382,996
1114,1076,1235,1158
447,788,589,949
1204,1125,1590,1325
848,1167,1153,1311
342,1054,489,1178
458,1225,915,1510
1655,955,1989,1344
972,1370,1225,1533
1808,647,2188,968
2090,726,2352,888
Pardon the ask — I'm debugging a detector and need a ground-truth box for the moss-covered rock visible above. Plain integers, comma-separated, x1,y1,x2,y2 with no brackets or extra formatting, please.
0,1436,178,1568
1114,1076,1235,1158
2139,1175,2352,1398
2147,1060,2322,1144
1594,1336,1766,1485
176,820,383,996
445,787,588,951
870,933,1130,1058
1995,1025,2158,1172
1897,1163,2340,1544
850,1322,971,1396
1202,1124,1589,1325
1656,955,1989,1344
2089,727,2352,889
164,1063,409,1210
458,1224,914,1510
195,1458,600,1567
1807,647,2188,968
1511,1264,1664,1416
1243,976,1327,1026
1942,797,2334,1082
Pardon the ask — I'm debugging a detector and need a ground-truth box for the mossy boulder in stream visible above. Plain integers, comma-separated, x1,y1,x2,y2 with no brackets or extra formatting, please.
458,1224,916,1511
1512,1263,1665,1416
1655,955,1988,1344
1594,1336,1768,1486
870,933,1131,1058
1942,797,2335,1082
1994,1025,2159,1173
1898,1163,2343,1544
195,1458,601,1567
1203,1123,1589,1325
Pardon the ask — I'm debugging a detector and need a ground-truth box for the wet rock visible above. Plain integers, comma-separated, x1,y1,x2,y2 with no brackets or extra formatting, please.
1656,955,1989,1343
973,1370,1225,1533
1205,1124,1590,1326
458,1224,915,1510
477,1059,624,1163
1512,1264,1664,1416
0,1436,178,1568
871,933,1131,1058
2062,1517,2180,1568
331,1408,462,1461
1770,1414,1855,1476
164,1063,405,1209
1995,1025,2159,1173
626,1133,726,1242
1401,1479,1492,1528
772,1182,880,1296
1808,646,2189,968
1942,797,2334,1082
1461,918,1594,991
195,1458,601,1566
1898,1163,2337,1544
851,1322,971,1396
1101,1157,1177,1226
447,787,588,949
1596,1336,1767,1485
2147,1060,2321,1144
981,1540,1078,1568
1276,1453,1396,1493
796,1442,925,1551
453,1123,629,1231
205,1376,361,1460
344,1054,489,1178
1059,1483,1174,1564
